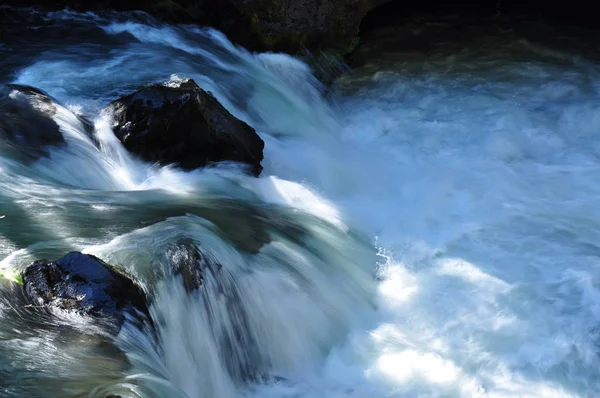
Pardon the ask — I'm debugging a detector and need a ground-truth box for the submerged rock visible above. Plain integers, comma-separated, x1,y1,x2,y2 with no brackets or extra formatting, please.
160,238,261,381
105,78,264,175
167,239,209,292
165,238,230,292
22,252,149,329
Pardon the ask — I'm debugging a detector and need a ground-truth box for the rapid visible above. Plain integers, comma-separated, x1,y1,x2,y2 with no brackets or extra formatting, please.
2,8,600,398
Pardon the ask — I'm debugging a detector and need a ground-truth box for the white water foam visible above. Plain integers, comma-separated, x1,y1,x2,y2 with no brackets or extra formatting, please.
2,12,600,398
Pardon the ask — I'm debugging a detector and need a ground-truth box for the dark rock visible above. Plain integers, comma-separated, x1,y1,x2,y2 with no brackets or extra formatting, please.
0,84,98,161
164,238,226,292
1,1,391,55
105,78,264,176
22,252,150,329
167,239,209,292
0,84,65,161
159,238,260,381
222,0,392,54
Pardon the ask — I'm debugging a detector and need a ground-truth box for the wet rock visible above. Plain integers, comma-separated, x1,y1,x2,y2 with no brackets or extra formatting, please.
105,78,264,176
22,252,150,329
160,238,260,381
0,84,65,161
167,239,210,292
0,84,97,161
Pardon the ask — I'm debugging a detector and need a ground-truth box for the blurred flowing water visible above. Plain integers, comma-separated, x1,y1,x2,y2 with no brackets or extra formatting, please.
2,8,600,398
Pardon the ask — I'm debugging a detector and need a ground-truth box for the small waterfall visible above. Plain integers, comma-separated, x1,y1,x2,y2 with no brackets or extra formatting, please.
3,8,600,398
80,209,377,397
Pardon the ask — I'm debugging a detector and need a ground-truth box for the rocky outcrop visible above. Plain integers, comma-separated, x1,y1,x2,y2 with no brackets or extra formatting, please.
219,0,392,54
22,252,149,329
105,78,264,175
2,0,391,55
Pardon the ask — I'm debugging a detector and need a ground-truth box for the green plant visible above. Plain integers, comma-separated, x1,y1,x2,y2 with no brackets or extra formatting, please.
0,268,23,285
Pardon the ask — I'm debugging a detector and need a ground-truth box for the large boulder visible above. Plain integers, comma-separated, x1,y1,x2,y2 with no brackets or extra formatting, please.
105,78,264,176
22,252,150,329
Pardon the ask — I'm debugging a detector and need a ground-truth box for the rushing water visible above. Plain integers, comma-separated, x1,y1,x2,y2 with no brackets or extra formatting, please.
2,7,600,398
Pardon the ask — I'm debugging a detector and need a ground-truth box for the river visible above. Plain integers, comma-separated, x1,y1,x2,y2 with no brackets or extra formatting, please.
1,8,600,398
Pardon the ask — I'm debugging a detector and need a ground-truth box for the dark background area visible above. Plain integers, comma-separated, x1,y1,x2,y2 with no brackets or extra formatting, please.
362,0,600,32
3,0,600,58
5,0,600,28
